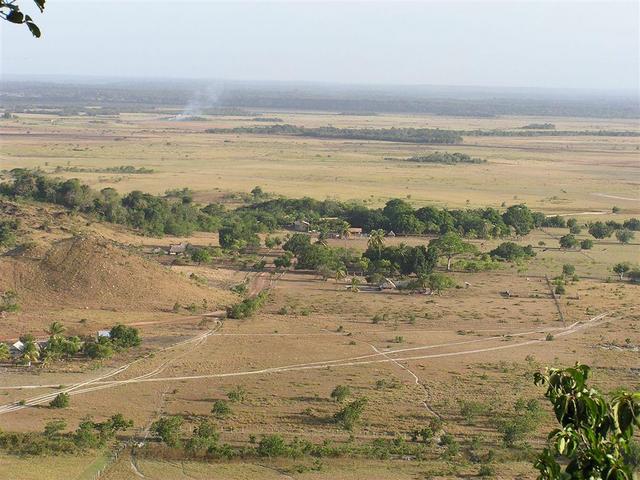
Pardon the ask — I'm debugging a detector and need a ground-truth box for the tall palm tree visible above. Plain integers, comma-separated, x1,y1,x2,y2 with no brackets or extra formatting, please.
349,277,362,293
340,222,351,248
21,341,40,365
46,321,65,339
334,266,347,284
367,229,385,258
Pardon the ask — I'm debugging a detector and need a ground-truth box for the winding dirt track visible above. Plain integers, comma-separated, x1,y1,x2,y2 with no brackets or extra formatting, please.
0,312,612,416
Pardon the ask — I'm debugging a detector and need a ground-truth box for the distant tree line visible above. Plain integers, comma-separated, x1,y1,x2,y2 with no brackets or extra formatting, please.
54,165,154,174
400,152,486,165
520,123,555,130
462,129,640,138
205,124,463,144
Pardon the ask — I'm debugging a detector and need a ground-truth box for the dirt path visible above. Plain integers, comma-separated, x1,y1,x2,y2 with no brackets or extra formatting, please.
0,313,612,411
591,193,639,202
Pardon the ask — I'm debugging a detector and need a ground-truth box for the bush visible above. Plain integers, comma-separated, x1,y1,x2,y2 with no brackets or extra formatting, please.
562,264,575,277
191,247,213,263
330,385,351,403
151,416,183,447
109,324,141,348
211,400,231,418
257,434,288,457
580,239,593,250
49,393,70,409
226,291,269,319
83,339,114,359
559,234,578,249
334,398,367,430
227,386,246,403
0,290,20,313
490,242,535,261
478,464,495,476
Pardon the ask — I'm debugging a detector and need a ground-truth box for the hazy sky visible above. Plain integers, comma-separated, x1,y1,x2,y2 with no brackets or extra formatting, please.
1,0,638,91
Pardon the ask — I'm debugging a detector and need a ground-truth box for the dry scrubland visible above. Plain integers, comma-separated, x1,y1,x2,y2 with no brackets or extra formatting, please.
0,111,639,479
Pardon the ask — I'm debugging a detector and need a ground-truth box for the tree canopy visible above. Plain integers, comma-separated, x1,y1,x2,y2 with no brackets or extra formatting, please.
0,0,44,37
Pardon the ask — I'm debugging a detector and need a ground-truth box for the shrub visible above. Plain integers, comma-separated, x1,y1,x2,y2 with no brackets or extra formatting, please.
212,400,231,418
227,386,246,403
490,242,535,261
49,393,70,409
0,290,19,313
109,324,141,348
330,385,351,403
151,416,183,448
561,264,575,277
257,434,288,457
226,291,269,319
559,234,578,249
478,464,495,476
580,239,593,250
334,398,368,431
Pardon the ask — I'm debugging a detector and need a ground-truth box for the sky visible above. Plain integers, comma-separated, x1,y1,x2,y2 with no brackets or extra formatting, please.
1,0,638,91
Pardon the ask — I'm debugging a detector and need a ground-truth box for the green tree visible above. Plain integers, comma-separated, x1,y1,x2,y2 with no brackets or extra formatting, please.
334,397,368,431
613,262,632,280
367,229,386,258
186,420,219,455
20,340,40,364
580,239,593,250
615,229,635,244
503,204,535,236
0,0,44,37
348,276,361,292
109,324,141,348
489,242,535,261
257,434,288,457
44,419,67,438
562,264,576,278
427,273,456,294
151,416,183,447
533,364,639,479
588,221,614,239
330,385,351,403
559,234,579,249
429,232,475,271
46,321,65,339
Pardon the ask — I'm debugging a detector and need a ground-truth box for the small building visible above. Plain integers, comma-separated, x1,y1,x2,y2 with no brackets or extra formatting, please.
10,341,25,356
293,220,310,232
378,278,397,290
97,330,111,340
387,230,396,237
348,227,363,237
168,242,189,255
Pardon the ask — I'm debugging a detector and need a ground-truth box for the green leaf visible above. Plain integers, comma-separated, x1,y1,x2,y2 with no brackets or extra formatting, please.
33,0,46,13
26,21,41,38
6,10,25,23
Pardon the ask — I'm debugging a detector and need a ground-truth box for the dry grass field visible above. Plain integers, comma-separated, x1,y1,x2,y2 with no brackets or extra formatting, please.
1,112,638,213
0,110,638,479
